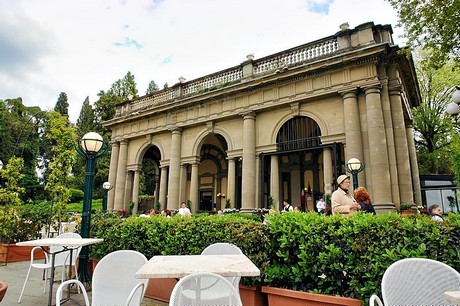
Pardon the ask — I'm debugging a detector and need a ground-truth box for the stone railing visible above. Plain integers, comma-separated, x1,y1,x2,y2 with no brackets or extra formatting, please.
253,38,338,74
118,36,338,116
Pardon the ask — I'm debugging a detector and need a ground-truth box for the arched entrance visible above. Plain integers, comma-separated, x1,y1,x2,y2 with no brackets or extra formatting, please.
261,116,342,211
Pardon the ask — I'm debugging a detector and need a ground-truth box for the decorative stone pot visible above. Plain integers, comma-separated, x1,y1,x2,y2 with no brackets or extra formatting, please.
239,285,268,306
0,244,47,263
262,286,362,306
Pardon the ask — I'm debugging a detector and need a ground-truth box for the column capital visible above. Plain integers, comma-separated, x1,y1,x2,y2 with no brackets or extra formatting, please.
338,88,358,99
362,84,382,95
239,110,256,119
168,126,183,133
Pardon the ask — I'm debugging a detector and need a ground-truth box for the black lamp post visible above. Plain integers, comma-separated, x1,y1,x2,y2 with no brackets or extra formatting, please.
345,158,365,191
76,132,109,284
102,181,113,212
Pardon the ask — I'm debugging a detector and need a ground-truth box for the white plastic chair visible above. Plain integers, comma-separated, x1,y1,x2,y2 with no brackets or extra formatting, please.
201,242,243,290
369,258,460,306
18,232,82,303
55,250,148,306
169,272,242,306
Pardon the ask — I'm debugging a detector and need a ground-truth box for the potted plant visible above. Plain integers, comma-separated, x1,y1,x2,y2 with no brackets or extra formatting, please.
400,203,416,216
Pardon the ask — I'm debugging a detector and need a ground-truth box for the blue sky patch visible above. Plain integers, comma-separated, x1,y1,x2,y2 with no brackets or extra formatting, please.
113,37,143,49
308,0,333,14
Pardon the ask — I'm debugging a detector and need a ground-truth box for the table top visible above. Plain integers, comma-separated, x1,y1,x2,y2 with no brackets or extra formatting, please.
16,237,103,247
136,254,260,279
444,291,460,305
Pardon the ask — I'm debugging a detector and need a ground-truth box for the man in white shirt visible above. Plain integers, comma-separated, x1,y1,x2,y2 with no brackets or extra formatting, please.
178,202,192,216
316,197,326,214
282,200,293,213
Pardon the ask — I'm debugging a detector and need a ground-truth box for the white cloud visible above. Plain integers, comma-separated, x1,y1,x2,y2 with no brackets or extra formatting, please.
0,0,403,123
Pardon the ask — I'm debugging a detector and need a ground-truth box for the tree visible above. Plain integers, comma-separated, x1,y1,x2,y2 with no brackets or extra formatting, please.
411,50,460,173
163,82,169,89
54,92,69,116
387,0,460,62
76,96,96,137
146,80,159,95
44,111,77,215
0,156,25,206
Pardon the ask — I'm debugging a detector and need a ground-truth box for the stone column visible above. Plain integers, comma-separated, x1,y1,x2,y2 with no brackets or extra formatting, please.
241,111,256,211
389,65,414,206
227,158,236,208
190,162,199,212
107,140,119,211
340,89,365,187
167,128,182,209
270,155,280,211
113,139,128,210
180,164,188,205
364,85,393,211
132,169,140,214
154,174,160,206
255,154,260,208
406,126,423,206
323,147,333,196
380,65,400,207
124,171,134,210
159,165,168,210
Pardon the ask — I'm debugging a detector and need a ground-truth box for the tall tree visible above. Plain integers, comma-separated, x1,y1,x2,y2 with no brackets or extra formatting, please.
76,96,96,137
387,0,460,62
412,50,460,173
146,80,159,95
44,111,77,214
54,92,69,116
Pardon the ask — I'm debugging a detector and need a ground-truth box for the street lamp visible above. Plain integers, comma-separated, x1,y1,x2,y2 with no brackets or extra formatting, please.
102,181,113,211
446,87,460,116
0,160,3,170
75,132,109,284
345,158,365,190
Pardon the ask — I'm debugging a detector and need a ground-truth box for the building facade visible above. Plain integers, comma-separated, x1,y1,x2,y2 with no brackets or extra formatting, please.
103,22,422,214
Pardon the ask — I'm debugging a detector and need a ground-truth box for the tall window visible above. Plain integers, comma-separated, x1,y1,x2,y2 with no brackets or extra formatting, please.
276,116,321,152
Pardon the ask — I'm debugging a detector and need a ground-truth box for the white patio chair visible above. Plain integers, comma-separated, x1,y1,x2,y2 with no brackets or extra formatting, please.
55,250,148,306
169,272,242,306
369,258,460,306
18,232,82,303
201,242,243,290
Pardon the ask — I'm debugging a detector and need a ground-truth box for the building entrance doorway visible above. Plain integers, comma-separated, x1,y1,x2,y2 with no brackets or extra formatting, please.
199,190,213,211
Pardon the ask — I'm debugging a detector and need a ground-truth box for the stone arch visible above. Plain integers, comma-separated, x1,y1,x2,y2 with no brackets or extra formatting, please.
135,139,165,165
271,110,329,145
192,126,234,157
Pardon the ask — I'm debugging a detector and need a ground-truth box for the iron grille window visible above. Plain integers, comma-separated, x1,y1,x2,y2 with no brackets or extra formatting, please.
276,117,321,151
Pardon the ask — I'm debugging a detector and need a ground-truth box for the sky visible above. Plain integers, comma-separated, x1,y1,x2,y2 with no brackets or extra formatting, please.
0,0,405,123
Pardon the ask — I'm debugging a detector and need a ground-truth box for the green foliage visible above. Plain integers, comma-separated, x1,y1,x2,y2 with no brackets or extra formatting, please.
0,202,52,243
54,92,69,116
89,214,269,287
69,188,84,203
0,156,25,206
387,0,460,62
264,212,460,301
44,111,77,214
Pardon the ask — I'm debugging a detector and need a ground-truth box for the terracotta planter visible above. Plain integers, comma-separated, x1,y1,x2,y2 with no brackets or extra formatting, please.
239,285,268,306
144,278,178,302
262,286,362,306
401,210,416,217
0,244,47,263
0,281,7,302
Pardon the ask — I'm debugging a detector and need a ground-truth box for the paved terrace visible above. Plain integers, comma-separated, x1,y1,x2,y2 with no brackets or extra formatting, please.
0,261,167,305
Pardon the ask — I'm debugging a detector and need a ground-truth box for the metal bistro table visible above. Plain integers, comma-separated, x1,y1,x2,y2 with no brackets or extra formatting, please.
135,254,260,279
17,237,103,306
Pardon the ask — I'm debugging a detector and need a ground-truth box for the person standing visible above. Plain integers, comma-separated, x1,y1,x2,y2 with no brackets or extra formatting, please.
331,175,360,216
316,197,326,214
282,199,293,213
354,187,376,215
428,204,444,222
178,202,192,216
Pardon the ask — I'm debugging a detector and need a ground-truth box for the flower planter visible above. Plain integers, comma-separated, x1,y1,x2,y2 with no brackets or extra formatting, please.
401,210,416,217
239,285,268,306
144,278,178,302
0,243,47,263
262,286,362,306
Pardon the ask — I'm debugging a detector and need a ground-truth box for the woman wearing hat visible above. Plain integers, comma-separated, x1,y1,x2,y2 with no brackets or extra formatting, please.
331,174,361,216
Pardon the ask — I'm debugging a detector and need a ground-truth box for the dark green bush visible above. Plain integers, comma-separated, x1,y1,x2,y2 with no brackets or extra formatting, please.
88,210,460,303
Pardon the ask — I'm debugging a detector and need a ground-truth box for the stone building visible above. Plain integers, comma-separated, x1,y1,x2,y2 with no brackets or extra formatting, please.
103,22,422,214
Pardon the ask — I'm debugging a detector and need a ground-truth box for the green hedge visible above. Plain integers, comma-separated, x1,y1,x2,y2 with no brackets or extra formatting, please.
88,211,460,303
